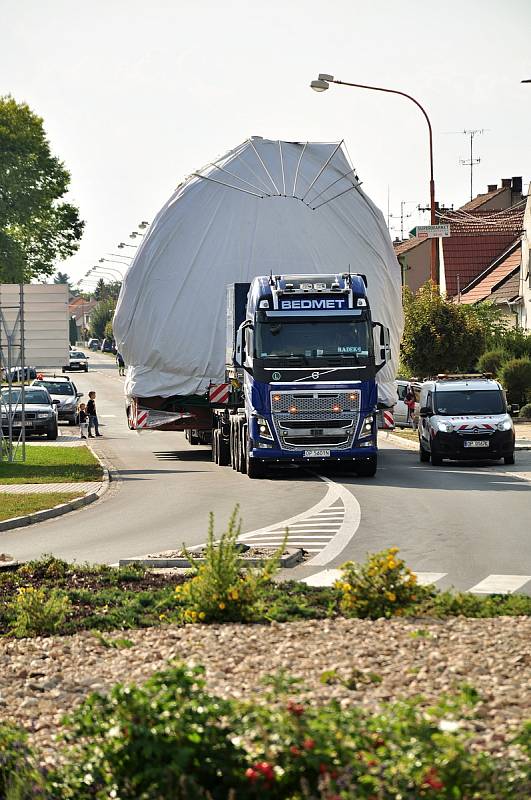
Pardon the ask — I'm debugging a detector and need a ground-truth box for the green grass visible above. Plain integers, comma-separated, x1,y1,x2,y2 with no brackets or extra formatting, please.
390,428,418,441
0,445,103,484
0,492,82,521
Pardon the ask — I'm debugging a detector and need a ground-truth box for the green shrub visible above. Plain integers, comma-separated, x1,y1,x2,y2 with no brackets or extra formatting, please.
476,348,507,377
176,506,287,623
48,664,531,800
0,723,46,799
336,547,434,619
8,585,71,637
500,357,531,405
519,402,531,419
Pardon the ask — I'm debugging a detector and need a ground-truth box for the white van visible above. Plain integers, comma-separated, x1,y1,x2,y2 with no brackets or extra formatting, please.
418,375,515,466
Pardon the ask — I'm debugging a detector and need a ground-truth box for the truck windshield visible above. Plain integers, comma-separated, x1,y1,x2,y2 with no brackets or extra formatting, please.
435,390,506,416
255,319,372,362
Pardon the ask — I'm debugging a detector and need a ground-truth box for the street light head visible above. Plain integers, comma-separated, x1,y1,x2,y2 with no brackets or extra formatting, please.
139,220,149,229
522,79,531,83
98,258,105,263
311,79,329,92
117,243,125,248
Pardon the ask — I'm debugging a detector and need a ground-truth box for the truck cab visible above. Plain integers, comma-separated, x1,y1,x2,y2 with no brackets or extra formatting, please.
221,273,390,478
418,374,515,466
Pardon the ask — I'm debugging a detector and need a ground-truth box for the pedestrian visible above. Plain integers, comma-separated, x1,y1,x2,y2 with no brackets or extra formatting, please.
86,391,102,437
78,402,88,439
405,384,416,426
116,351,125,377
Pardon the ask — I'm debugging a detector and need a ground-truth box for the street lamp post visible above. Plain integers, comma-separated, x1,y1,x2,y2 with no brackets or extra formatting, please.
311,73,438,285
117,242,138,249
92,266,124,280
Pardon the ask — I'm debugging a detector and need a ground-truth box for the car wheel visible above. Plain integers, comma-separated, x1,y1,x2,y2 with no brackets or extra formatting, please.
47,426,58,441
430,445,443,466
85,366,88,372
62,368,66,373
419,441,430,462
504,453,515,465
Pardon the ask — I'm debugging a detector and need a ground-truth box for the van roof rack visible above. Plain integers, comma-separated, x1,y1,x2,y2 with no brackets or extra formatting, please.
435,373,493,381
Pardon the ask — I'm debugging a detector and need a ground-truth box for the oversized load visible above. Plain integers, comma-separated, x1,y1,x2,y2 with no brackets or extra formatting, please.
114,137,403,408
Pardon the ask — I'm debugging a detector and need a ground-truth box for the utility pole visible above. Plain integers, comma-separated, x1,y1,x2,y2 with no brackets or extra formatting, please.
459,129,485,201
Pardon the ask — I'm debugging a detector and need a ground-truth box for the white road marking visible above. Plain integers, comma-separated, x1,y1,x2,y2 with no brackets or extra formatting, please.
415,572,447,586
469,574,531,594
302,569,341,586
100,414,116,418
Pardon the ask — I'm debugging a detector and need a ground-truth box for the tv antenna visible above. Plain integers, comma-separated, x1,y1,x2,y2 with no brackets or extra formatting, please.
459,129,486,201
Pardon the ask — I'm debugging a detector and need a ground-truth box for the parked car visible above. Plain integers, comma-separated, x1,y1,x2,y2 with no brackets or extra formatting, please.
88,338,101,351
31,376,81,425
63,350,89,372
394,380,421,428
1,366,37,382
0,386,59,440
100,338,115,353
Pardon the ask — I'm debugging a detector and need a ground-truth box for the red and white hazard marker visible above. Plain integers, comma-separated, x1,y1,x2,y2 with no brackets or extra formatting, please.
382,409,395,429
209,383,230,404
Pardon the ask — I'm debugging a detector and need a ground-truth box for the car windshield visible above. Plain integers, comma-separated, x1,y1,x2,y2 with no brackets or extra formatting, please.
1,389,50,405
71,352,85,358
435,390,506,416
34,381,74,395
254,319,372,362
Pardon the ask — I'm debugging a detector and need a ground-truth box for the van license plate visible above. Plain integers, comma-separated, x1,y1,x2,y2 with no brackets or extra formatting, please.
464,440,489,448
304,449,330,458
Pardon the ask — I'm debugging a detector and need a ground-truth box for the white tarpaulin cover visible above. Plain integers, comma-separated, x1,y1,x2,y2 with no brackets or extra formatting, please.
114,138,403,407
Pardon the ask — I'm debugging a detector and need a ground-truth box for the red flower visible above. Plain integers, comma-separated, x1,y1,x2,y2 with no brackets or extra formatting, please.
290,745,302,757
422,767,445,791
245,767,259,783
255,761,275,781
286,700,305,716
303,737,316,750
319,763,329,774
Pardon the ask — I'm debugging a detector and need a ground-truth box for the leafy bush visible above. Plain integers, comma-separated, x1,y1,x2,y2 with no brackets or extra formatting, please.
495,327,531,360
46,664,531,799
476,348,506,377
500,357,531,405
8,585,71,637
519,402,531,419
49,664,247,799
176,506,287,623
336,547,433,619
0,723,46,799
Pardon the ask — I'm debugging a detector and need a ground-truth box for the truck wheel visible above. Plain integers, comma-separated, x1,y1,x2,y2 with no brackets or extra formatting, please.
419,442,430,462
230,419,238,470
247,450,266,479
218,431,230,466
355,456,377,477
212,429,219,463
504,452,515,465
239,426,248,474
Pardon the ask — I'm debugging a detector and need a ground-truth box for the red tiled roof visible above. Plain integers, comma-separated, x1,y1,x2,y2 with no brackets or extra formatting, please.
393,237,427,256
443,234,517,297
439,206,524,236
459,243,521,303
458,187,508,212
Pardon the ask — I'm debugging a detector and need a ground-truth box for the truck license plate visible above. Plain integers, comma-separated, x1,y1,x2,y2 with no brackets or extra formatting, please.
464,440,489,448
304,449,330,458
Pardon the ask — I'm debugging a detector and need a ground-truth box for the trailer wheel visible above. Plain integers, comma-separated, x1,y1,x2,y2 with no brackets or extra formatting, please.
212,429,219,463
218,430,230,466
230,419,238,470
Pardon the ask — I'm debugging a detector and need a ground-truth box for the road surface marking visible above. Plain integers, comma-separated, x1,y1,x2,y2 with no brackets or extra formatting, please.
469,575,531,594
238,474,361,565
100,414,116,418
302,569,448,588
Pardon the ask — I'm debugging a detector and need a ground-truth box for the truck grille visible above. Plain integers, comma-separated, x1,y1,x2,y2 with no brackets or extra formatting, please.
271,390,360,451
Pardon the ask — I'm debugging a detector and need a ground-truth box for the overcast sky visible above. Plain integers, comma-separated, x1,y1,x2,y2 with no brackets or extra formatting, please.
2,0,530,286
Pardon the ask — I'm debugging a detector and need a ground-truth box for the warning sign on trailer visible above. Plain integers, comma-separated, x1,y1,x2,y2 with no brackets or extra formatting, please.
415,224,450,239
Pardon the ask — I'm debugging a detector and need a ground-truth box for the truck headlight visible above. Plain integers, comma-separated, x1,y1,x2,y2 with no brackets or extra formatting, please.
360,415,374,436
256,416,273,440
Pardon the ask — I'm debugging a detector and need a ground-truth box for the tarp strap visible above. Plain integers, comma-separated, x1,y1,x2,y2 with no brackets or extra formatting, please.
301,140,344,202
247,139,280,195
191,173,264,199
292,141,308,198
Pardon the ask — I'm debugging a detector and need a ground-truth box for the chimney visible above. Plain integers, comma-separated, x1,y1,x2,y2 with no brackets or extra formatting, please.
501,178,511,188
487,184,497,192
512,176,522,194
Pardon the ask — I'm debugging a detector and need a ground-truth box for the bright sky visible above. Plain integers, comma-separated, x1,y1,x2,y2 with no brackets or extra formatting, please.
2,0,530,286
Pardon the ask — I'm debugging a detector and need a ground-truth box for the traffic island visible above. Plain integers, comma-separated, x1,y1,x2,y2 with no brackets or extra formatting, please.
119,545,305,570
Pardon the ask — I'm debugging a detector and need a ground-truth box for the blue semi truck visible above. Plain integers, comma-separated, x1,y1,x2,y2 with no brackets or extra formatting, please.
209,272,390,478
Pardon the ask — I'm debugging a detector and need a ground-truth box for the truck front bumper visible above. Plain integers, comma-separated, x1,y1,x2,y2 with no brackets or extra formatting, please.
250,442,377,463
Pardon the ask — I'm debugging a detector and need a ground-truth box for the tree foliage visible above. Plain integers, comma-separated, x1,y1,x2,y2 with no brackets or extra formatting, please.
499,358,531,406
54,271,71,285
401,283,488,378
0,95,84,282
89,299,116,339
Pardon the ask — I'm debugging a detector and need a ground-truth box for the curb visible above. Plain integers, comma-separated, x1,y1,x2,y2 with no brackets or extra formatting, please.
119,547,305,570
0,455,111,533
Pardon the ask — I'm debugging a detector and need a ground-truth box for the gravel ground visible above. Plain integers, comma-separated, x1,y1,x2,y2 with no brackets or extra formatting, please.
1,617,529,765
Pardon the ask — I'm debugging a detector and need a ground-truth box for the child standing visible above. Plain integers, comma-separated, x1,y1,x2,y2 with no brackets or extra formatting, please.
87,391,102,437
78,403,88,439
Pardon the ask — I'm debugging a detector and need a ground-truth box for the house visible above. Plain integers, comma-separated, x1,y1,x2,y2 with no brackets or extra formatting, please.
68,296,97,339
458,240,522,326
520,185,531,331
394,177,525,298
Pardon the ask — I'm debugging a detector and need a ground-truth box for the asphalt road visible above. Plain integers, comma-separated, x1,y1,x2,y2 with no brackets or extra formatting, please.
1,351,530,593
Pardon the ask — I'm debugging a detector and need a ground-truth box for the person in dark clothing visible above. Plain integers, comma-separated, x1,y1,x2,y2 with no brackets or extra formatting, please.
87,391,102,437
78,403,88,439
116,352,125,376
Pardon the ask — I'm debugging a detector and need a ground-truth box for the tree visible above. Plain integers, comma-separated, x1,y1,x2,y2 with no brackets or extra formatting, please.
0,95,84,282
104,320,114,340
94,278,106,301
94,278,121,302
54,271,71,285
90,299,116,339
401,282,487,378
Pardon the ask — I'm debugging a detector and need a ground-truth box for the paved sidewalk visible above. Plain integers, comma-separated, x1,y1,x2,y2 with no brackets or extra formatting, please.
0,482,95,494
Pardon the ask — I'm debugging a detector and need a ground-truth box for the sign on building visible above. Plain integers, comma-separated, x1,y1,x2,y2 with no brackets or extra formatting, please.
414,224,451,239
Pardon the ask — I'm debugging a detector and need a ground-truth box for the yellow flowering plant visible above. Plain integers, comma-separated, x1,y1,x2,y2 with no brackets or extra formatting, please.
9,585,71,637
175,506,287,623
336,547,433,619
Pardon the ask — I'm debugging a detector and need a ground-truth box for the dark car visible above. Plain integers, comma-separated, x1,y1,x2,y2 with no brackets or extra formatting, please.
1,387,59,440
31,377,81,425
100,338,115,353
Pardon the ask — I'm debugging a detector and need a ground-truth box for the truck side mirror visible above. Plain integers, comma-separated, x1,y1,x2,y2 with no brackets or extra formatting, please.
372,322,391,372
234,327,244,368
